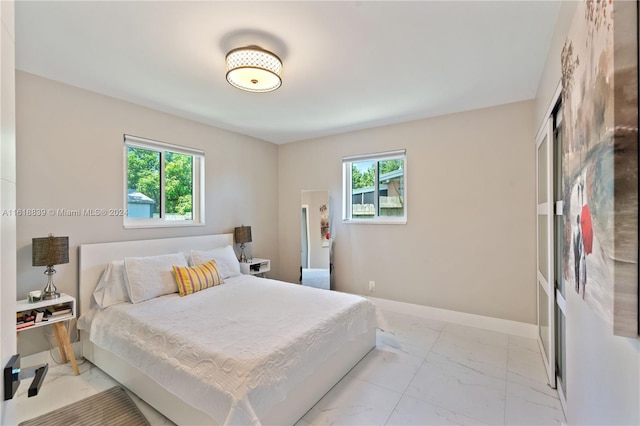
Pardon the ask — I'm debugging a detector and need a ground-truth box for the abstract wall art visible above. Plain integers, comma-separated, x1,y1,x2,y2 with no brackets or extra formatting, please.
561,0,638,337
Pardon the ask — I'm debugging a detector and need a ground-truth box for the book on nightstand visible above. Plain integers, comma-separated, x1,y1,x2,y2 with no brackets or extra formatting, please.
45,307,72,317
16,321,35,329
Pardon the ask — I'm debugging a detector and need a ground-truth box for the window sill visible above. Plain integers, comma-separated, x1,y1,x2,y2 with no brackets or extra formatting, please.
123,220,204,229
342,218,407,225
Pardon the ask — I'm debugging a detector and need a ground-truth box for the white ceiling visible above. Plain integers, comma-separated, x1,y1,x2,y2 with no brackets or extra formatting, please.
15,1,560,144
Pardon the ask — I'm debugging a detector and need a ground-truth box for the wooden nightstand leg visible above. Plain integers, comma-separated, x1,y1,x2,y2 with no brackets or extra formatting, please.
52,323,68,364
53,322,79,375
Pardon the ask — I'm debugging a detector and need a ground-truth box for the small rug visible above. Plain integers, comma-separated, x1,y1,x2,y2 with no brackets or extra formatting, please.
19,386,150,426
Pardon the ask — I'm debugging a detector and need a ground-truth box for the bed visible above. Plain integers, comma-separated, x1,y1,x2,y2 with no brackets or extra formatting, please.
77,234,377,425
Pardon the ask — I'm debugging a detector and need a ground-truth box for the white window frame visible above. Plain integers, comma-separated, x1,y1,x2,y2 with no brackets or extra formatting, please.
123,134,205,228
342,149,407,224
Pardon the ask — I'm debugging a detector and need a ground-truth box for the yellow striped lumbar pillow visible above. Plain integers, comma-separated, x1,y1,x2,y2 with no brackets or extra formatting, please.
173,260,224,296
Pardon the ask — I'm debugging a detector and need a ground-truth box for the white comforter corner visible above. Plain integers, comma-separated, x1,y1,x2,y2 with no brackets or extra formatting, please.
80,275,377,425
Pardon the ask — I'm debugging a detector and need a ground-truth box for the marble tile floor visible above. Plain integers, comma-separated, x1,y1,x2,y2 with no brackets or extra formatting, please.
15,350,174,426
16,310,565,425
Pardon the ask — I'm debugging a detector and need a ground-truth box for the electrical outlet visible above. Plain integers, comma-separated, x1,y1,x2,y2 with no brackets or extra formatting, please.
368,280,375,293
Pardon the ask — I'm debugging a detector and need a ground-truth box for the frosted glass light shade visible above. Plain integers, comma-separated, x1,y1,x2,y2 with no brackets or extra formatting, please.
226,46,282,93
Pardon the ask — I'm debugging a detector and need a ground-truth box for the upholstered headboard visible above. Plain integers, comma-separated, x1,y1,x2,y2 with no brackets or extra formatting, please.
78,234,234,316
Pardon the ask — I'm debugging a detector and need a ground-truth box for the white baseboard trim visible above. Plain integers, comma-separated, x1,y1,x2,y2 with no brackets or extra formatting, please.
368,296,538,339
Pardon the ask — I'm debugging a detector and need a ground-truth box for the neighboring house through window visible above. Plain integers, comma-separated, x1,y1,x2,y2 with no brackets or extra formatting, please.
342,149,406,224
124,134,204,228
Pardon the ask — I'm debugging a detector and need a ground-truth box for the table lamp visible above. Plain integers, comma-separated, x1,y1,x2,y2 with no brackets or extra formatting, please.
234,225,252,263
32,234,69,300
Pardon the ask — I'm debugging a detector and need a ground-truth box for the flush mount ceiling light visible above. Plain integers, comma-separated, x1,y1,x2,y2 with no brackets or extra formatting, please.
225,46,282,93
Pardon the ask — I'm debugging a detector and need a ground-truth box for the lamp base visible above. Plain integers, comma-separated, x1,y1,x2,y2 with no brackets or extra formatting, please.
239,243,247,263
42,267,60,300
41,291,60,300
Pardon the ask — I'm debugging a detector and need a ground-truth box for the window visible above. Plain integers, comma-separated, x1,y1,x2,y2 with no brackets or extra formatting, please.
124,135,204,228
342,149,406,223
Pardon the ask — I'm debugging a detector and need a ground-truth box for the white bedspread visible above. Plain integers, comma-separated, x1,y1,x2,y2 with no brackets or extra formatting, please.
79,275,377,425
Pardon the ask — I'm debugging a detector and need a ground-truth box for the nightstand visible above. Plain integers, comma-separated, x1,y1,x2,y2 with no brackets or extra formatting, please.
239,258,270,277
16,293,79,375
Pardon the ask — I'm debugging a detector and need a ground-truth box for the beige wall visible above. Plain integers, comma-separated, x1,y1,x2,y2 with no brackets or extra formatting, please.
279,100,537,324
534,1,639,424
16,72,279,355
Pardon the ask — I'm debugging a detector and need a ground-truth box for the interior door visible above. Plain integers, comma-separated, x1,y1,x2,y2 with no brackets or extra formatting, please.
536,115,556,386
1,1,18,420
0,260,17,425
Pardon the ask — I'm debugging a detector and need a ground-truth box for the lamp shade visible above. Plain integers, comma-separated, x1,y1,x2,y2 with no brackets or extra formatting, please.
226,46,282,93
32,235,69,267
234,226,252,245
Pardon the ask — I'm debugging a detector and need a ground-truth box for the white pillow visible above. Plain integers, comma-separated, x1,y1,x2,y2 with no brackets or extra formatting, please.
93,261,130,309
190,245,241,279
124,252,188,303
